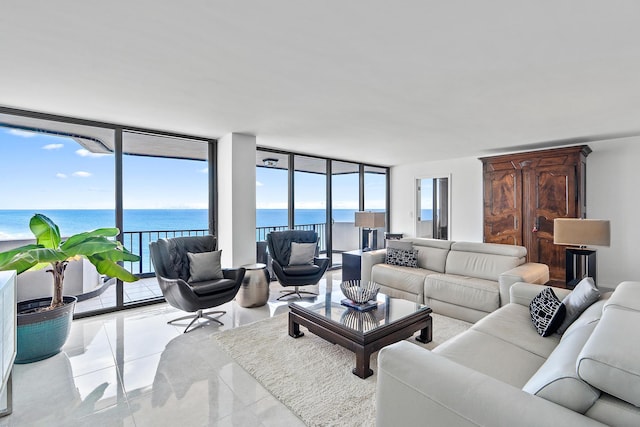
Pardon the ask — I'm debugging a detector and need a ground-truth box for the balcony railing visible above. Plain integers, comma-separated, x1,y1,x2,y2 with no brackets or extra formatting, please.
123,222,327,276
255,223,327,252
122,229,209,276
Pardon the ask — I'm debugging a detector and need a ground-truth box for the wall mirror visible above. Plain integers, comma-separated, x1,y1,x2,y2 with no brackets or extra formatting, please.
416,176,450,239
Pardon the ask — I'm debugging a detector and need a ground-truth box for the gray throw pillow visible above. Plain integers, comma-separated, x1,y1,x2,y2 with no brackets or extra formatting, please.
557,277,600,334
387,240,414,251
289,242,316,265
187,250,223,282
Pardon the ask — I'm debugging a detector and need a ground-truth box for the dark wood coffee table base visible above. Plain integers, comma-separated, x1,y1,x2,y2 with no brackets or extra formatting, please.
289,307,432,379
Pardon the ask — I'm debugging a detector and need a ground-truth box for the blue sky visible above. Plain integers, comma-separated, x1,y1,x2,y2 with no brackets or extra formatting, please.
0,128,386,210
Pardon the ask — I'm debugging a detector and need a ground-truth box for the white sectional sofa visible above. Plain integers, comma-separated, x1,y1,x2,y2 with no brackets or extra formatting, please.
376,281,640,427
361,238,549,322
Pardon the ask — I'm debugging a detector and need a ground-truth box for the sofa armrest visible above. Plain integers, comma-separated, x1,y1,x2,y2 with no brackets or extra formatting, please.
361,249,387,282
376,342,606,427
509,282,572,307
499,262,550,305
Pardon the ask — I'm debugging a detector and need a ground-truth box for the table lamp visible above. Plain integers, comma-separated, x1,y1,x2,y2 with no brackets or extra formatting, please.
355,212,385,251
553,218,610,288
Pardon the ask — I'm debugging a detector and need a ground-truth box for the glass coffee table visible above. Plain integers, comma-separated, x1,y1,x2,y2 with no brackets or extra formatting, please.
288,290,432,378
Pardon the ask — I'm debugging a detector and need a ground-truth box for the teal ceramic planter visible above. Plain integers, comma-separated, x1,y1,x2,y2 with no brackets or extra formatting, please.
15,296,77,364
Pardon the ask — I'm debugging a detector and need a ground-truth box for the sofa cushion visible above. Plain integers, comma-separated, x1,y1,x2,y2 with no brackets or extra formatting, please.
577,305,640,407
473,303,560,359
562,294,610,338
434,329,546,388
584,393,640,427
446,243,524,281
557,277,600,334
603,280,640,313
385,248,418,268
425,273,500,313
523,321,600,413
403,238,451,272
529,287,566,337
371,264,432,297
282,264,321,276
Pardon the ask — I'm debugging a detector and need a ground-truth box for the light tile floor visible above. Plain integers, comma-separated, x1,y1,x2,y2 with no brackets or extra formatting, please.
3,271,344,426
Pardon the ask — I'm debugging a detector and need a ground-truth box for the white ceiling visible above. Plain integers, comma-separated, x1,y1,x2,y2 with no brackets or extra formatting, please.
2,1,640,166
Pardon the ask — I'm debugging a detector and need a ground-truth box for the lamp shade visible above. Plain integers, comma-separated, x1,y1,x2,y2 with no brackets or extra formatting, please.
553,219,610,247
354,211,385,228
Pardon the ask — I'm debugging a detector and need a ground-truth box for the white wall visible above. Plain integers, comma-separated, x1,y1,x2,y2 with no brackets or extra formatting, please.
390,156,483,242
390,141,640,289
587,138,640,288
217,133,257,267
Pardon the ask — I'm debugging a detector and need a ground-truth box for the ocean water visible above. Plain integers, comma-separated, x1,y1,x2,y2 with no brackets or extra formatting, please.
0,209,384,240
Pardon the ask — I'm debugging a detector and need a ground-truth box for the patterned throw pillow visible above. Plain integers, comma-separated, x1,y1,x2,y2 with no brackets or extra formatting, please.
385,248,418,268
529,287,567,337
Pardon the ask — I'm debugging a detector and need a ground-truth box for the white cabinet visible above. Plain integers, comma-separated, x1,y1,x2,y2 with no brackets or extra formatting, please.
0,271,16,417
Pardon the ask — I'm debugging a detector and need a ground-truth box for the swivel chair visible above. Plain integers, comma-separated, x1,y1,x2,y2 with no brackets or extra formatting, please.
266,230,330,300
149,235,245,333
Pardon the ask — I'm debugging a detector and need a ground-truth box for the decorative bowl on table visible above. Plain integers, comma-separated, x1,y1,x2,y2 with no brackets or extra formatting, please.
340,280,380,304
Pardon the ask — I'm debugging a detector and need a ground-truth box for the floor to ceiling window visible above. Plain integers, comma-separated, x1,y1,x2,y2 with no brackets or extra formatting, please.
364,165,388,247
121,131,210,305
331,161,360,265
0,116,117,315
256,150,289,237
0,107,216,318
255,148,389,268
294,155,327,253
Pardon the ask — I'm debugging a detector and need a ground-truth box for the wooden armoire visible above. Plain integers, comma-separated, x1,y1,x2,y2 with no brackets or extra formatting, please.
480,146,591,286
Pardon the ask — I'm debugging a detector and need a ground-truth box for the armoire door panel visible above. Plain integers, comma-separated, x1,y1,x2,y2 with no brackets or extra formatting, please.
532,167,575,217
483,170,522,245
526,165,577,283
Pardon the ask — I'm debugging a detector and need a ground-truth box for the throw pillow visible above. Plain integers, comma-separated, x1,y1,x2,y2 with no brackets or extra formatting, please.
529,287,566,337
386,240,414,251
187,250,223,282
557,277,600,334
289,242,316,265
385,247,418,268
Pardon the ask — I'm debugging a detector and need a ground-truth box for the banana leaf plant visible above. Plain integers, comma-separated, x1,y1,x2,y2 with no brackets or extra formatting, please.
0,213,140,311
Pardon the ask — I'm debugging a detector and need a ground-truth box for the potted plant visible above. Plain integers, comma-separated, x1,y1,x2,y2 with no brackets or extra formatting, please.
0,213,140,363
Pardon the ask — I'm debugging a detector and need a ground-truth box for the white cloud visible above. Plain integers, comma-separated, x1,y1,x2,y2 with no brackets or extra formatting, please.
7,129,36,138
76,149,109,158
199,167,208,174
256,181,264,187
43,143,64,150
72,171,92,178
56,173,68,179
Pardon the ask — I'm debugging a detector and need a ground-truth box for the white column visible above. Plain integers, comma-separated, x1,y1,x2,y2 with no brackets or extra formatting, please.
217,133,256,267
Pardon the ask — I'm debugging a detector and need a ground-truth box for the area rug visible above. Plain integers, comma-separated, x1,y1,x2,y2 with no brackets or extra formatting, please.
212,312,471,426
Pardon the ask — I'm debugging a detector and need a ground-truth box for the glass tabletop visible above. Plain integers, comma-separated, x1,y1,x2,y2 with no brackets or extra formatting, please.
289,290,429,334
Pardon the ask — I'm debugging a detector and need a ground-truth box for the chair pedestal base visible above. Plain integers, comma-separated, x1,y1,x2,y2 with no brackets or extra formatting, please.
168,309,225,333
277,286,318,300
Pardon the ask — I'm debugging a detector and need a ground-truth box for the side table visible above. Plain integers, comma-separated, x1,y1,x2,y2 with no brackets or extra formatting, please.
236,263,270,308
341,250,363,281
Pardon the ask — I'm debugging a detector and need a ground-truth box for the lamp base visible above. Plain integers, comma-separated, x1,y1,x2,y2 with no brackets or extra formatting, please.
361,229,378,251
565,247,597,289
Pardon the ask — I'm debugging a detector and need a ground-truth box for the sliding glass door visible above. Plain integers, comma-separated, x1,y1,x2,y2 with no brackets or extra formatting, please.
294,156,327,254
331,161,360,265
121,131,209,305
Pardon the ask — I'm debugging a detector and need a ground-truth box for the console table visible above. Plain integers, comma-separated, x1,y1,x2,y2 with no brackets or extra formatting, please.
0,271,16,417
